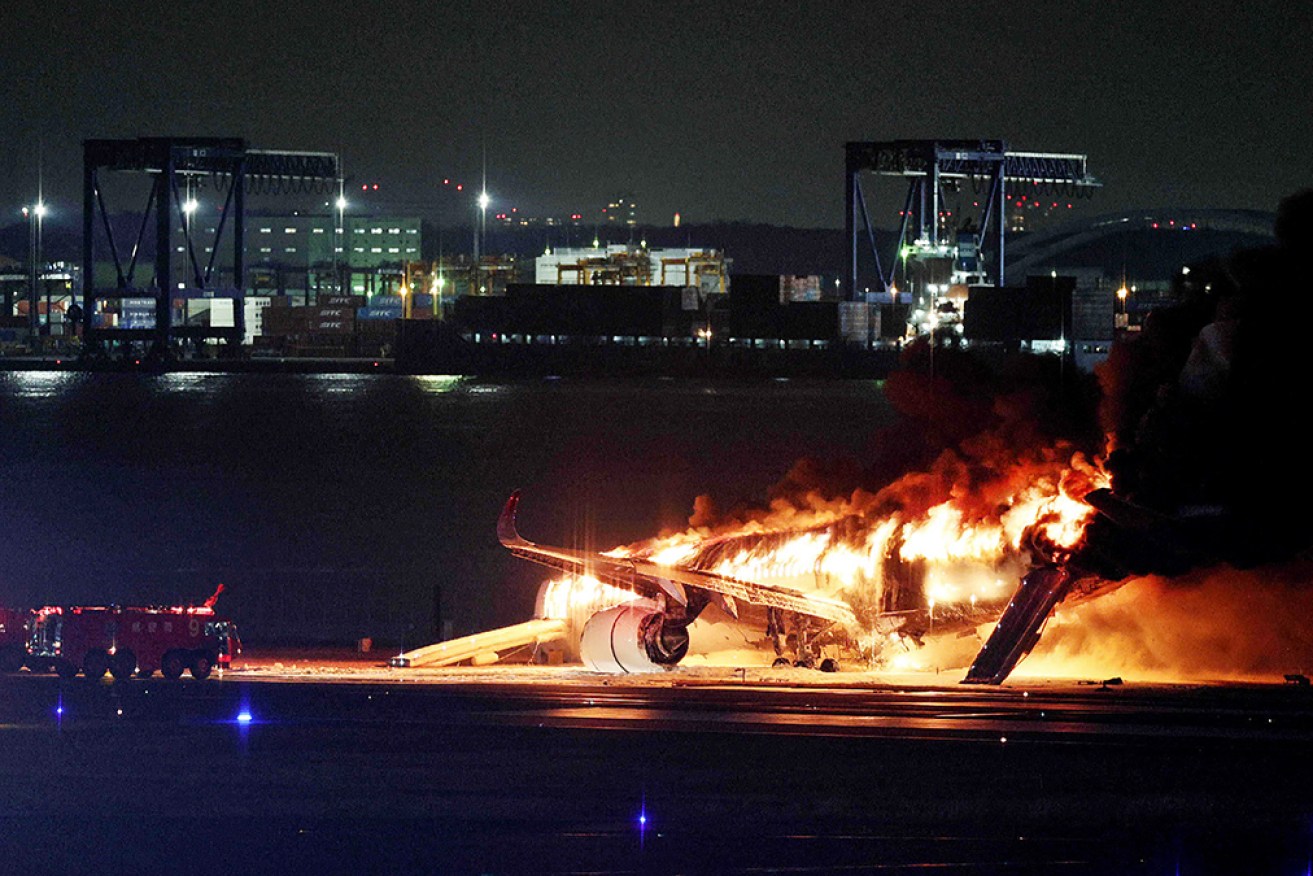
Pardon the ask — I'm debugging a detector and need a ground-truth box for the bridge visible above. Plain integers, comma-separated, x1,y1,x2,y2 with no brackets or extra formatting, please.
1003,208,1275,278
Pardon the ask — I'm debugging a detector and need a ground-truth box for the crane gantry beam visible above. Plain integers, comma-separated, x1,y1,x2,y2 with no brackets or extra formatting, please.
844,139,1098,301
81,137,339,361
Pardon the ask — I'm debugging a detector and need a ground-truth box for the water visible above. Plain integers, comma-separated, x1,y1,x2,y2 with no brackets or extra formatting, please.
0,371,896,644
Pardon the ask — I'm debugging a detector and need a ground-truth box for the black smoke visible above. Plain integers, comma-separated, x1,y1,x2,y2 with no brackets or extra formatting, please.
1092,189,1313,571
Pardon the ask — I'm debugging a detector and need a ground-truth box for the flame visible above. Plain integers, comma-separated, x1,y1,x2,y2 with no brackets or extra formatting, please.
611,450,1108,626
536,444,1112,670
1019,564,1313,683
538,574,639,628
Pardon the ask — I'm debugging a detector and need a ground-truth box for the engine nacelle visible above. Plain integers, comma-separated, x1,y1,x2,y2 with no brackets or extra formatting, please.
579,605,690,673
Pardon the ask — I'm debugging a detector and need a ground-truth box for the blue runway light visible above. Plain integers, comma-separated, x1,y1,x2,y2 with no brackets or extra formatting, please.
236,710,253,724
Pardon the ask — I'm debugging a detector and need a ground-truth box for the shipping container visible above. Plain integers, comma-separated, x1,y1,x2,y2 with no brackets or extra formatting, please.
317,295,366,308
838,302,871,343
359,306,403,320
878,304,909,339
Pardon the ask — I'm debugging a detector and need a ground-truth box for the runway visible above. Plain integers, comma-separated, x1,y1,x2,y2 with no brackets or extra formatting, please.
2,658,1311,874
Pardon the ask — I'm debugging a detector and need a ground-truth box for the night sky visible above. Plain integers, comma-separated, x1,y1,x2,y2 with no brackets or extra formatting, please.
2,1,1310,229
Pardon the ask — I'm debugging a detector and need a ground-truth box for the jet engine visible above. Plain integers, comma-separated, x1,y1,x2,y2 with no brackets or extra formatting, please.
579,604,691,673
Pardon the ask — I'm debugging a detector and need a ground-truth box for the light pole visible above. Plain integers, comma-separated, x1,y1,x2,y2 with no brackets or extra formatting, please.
23,202,46,344
180,196,198,327
335,189,348,295
475,190,491,294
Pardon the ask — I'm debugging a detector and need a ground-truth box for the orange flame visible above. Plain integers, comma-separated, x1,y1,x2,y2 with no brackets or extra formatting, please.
611,449,1109,624
537,574,639,630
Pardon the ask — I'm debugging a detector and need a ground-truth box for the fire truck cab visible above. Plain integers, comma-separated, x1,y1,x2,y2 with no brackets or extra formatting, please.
0,607,31,673
28,604,240,681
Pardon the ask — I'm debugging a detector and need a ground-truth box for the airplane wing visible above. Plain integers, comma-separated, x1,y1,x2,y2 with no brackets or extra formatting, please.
498,491,858,628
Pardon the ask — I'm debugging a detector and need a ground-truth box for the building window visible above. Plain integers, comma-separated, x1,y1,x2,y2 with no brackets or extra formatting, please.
259,227,271,233
312,228,325,234
284,227,297,234
286,247,297,253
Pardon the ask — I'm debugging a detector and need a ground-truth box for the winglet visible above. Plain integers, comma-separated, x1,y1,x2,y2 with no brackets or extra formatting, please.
498,490,525,547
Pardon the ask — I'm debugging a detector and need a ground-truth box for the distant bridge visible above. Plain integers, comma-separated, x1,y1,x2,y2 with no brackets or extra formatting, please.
1004,208,1275,278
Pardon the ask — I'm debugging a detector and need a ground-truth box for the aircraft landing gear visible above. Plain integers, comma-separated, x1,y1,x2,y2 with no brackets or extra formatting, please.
766,609,837,672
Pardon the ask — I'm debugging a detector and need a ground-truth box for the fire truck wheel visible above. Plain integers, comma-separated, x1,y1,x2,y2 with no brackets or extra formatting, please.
82,650,110,680
771,657,791,669
161,651,186,680
55,659,78,679
109,650,137,681
0,646,23,673
137,667,154,678
24,656,49,674
819,658,840,673
190,653,213,680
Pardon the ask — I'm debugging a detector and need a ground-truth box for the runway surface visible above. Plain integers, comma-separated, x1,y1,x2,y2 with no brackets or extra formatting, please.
2,656,1312,874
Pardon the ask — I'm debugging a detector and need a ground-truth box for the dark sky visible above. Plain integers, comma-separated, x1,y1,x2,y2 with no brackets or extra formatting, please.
2,1,1309,229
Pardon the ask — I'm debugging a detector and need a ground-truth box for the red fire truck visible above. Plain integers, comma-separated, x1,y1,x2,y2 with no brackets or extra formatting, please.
26,588,239,681
1,607,31,673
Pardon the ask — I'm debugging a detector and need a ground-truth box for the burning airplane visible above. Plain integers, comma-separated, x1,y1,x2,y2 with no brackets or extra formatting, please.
497,438,1115,682
393,192,1313,682
489,191,1313,682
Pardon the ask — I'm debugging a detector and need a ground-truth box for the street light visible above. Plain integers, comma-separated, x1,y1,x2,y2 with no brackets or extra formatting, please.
335,192,348,294
474,190,491,295
476,190,490,257
22,202,46,343
431,272,445,318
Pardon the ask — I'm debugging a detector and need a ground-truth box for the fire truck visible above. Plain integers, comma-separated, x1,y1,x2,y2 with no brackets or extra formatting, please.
1,607,31,673
26,587,239,681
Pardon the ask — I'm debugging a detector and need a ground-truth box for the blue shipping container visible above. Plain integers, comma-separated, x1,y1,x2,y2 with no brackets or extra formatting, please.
358,306,403,320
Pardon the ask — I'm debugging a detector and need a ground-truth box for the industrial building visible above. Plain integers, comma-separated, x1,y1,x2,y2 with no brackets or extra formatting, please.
534,245,728,295
217,214,423,299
